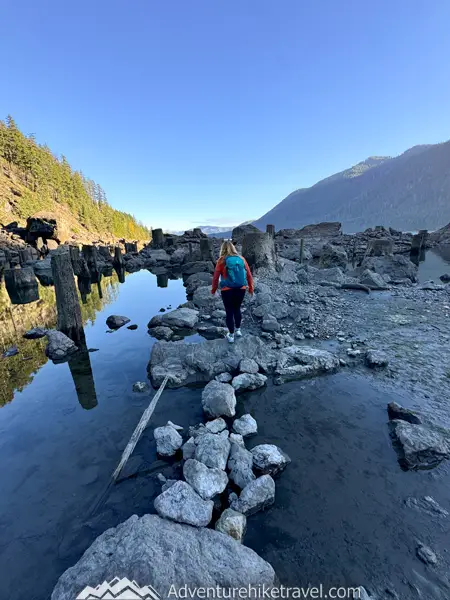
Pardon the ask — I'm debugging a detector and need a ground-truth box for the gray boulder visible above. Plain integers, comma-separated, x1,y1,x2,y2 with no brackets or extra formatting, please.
232,414,258,437
253,302,292,320
23,327,48,339
148,308,199,330
239,358,259,374
215,509,247,543
149,326,174,341
227,443,256,489
393,421,450,470
388,402,421,425
45,330,78,363
201,381,236,418
195,432,231,470
183,459,228,500
232,373,267,393
182,437,196,460
251,444,291,476
181,261,214,276
275,346,339,384
205,417,228,433
231,475,275,516
149,335,279,388
154,425,183,456
154,481,213,527
215,372,233,383
360,269,389,290
106,315,130,330
319,244,348,269
229,433,245,447
132,381,149,393
262,317,281,332
185,272,213,295
365,349,389,368
193,286,222,310
308,266,344,285
440,273,450,283
362,255,418,283
416,543,438,565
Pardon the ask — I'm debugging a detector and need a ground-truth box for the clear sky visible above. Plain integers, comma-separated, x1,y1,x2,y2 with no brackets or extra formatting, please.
1,1,449,231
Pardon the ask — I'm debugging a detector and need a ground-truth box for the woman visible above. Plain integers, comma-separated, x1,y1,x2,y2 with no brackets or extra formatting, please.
211,241,254,343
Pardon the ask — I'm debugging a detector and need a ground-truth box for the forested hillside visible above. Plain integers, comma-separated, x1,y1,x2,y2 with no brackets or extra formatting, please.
0,116,150,240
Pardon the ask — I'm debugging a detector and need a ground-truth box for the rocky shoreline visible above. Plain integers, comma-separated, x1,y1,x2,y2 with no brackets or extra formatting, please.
43,221,450,599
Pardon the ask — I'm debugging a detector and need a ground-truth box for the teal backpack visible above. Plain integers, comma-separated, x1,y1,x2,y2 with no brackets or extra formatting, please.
222,256,247,288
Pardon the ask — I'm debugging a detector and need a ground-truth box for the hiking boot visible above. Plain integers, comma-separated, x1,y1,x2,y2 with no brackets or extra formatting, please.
235,328,243,338
226,332,235,344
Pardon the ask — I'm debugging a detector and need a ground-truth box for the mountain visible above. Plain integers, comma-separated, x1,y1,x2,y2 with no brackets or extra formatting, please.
253,141,450,233
0,116,150,242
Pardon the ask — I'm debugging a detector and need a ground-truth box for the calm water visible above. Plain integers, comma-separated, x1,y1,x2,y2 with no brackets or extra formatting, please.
418,247,450,282
1,254,450,600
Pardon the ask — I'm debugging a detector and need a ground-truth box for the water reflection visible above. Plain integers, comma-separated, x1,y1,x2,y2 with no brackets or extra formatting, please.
0,272,121,406
68,345,98,410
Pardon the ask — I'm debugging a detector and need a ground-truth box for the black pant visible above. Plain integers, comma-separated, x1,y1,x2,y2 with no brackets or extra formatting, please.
221,288,246,333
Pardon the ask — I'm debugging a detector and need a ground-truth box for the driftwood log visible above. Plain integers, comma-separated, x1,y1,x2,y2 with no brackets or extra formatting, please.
51,249,85,344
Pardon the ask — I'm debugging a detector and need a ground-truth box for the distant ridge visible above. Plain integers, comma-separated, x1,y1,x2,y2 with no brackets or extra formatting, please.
252,141,450,233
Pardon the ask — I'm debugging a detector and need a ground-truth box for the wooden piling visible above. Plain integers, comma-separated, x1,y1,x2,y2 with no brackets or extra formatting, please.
152,228,165,248
82,244,100,283
266,224,275,238
113,246,124,269
51,248,85,344
200,238,214,262
300,238,305,264
4,266,39,304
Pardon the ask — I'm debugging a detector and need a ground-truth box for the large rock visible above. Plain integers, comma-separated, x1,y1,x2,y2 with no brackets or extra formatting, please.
308,266,344,285
195,432,231,470
359,269,389,290
319,244,348,269
148,308,199,330
202,381,236,417
154,481,214,527
149,326,174,341
232,373,268,393
227,443,256,489
185,272,213,295
215,509,247,543
253,302,292,320
154,425,183,456
232,223,261,244
361,255,418,283
231,475,275,516
45,330,78,363
106,315,130,330
149,335,279,388
387,402,421,425
183,459,228,500
274,346,339,384
251,444,291,476
392,421,450,470
365,349,389,369
232,414,258,437
239,358,259,374
193,285,222,310
47,511,271,598
181,261,214,276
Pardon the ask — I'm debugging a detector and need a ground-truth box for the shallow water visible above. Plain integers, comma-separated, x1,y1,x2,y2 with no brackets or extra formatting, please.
1,262,450,599
418,248,450,282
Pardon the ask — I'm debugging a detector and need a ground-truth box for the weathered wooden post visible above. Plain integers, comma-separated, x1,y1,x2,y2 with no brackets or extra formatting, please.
69,245,84,276
266,224,275,238
300,238,305,265
113,246,124,269
51,248,85,344
242,232,276,271
200,238,214,262
19,247,35,265
77,276,91,304
98,245,113,263
152,228,165,248
82,244,100,283
115,266,126,283
4,266,39,304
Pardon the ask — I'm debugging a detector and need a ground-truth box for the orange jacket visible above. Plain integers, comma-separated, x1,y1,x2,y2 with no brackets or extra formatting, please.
211,256,254,294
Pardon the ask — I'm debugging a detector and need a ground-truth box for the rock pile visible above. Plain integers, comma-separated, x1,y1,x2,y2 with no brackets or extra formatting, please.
153,406,290,544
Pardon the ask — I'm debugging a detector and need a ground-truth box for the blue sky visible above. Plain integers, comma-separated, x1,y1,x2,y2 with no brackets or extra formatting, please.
1,0,449,230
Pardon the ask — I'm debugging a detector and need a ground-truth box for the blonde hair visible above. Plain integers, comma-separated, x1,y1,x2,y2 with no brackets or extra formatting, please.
220,240,239,258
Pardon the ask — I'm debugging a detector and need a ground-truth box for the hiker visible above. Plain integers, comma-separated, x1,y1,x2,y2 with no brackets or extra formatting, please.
211,240,254,343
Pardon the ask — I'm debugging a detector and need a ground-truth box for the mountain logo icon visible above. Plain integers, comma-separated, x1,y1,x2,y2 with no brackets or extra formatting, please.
76,577,161,599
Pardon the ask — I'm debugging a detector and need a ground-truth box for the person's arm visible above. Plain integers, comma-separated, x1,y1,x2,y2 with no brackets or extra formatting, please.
244,259,254,294
211,258,223,294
